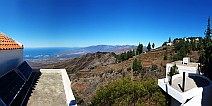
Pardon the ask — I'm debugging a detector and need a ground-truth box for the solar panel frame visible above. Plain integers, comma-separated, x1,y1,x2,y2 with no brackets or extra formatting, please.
14,68,26,81
0,98,6,106
17,61,32,80
0,70,26,106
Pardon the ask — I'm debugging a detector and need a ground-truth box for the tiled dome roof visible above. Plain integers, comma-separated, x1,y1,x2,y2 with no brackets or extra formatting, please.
0,32,23,50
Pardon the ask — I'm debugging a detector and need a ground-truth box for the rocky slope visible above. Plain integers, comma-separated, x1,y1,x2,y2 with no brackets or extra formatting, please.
41,46,200,105
42,52,117,73
41,46,170,104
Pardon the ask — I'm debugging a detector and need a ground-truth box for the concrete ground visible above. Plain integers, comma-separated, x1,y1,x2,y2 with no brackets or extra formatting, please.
171,76,210,92
27,73,67,106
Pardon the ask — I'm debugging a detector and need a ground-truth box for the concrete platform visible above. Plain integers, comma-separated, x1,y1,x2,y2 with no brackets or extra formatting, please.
171,76,210,92
27,73,67,106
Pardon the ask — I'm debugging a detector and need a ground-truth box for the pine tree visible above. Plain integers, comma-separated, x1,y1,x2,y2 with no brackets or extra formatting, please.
197,37,203,50
205,17,212,39
147,42,151,51
136,43,143,55
201,17,212,79
132,49,136,56
164,50,167,60
203,17,212,64
152,43,155,49
132,58,142,73
168,37,171,43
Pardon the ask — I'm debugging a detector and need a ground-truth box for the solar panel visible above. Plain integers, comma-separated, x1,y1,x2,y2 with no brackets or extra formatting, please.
17,61,32,80
0,70,25,105
14,69,26,81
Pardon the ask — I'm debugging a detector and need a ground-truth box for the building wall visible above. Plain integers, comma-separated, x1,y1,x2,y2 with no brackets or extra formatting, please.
0,49,23,76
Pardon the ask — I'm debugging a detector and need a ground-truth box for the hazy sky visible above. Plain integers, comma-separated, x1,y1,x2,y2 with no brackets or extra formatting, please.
0,0,212,48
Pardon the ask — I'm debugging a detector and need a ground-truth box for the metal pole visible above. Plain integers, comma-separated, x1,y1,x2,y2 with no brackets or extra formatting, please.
182,72,185,92
169,67,172,85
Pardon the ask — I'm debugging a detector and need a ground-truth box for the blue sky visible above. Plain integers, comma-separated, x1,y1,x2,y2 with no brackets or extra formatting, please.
0,0,212,48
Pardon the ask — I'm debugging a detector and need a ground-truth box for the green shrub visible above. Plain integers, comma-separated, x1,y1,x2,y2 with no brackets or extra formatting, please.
151,63,158,71
167,64,179,76
91,78,167,106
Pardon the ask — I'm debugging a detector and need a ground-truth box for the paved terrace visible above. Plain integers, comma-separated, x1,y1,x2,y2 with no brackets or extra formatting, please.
27,73,67,106
24,69,76,106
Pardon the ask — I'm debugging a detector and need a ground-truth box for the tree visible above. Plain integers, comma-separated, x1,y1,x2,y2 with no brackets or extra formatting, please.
151,63,158,71
204,17,212,62
136,43,143,55
168,37,171,43
132,49,136,56
205,17,212,39
132,58,142,73
201,17,212,79
126,51,131,59
123,52,128,60
162,42,167,46
152,43,155,49
164,50,167,60
173,39,190,61
147,42,151,51
168,64,179,76
193,39,197,51
116,50,135,62
197,37,203,51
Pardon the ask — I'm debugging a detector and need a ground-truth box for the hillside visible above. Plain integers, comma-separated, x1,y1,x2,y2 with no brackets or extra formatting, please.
41,45,200,105
42,52,117,73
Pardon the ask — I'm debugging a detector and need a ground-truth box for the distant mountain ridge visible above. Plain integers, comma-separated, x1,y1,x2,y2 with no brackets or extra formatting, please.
53,45,137,59
71,45,136,53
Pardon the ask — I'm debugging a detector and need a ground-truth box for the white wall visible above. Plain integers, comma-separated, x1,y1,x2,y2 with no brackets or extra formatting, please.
0,49,23,76
159,74,212,106
166,63,198,78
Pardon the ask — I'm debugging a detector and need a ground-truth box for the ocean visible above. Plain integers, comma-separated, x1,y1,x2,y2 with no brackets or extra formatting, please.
24,47,78,60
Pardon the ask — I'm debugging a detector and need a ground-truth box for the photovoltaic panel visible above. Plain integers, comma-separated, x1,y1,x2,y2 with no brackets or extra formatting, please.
17,61,32,80
0,70,25,105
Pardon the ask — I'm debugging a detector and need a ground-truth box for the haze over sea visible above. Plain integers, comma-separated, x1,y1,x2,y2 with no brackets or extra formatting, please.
24,47,77,60
23,45,137,64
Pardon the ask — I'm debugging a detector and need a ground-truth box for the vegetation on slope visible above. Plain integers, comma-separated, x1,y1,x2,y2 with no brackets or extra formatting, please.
170,17,212,79
199,17,212,79
42,42,175,105
91,78,167,106
116,42,156,62
172,37,202,61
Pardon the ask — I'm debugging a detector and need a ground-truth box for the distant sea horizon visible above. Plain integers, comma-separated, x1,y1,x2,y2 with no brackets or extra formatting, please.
23,45,137,63
24,47,79,60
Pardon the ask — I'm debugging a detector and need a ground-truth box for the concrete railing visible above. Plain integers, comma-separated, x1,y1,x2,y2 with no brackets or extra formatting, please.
158,79,183,102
